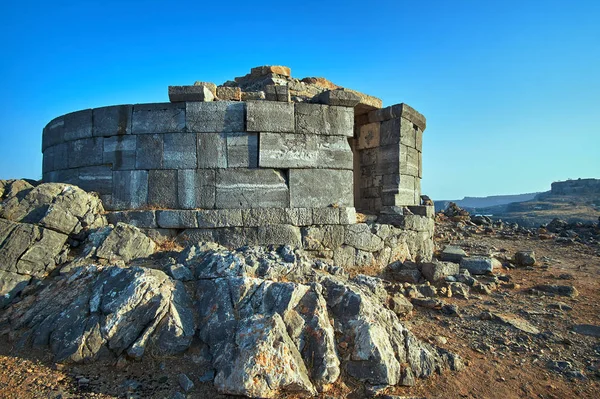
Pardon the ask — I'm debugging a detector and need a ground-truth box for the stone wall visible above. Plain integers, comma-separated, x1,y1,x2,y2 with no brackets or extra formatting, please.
354,103,426,214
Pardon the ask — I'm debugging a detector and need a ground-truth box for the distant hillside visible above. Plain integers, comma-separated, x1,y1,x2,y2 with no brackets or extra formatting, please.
435,192,540,213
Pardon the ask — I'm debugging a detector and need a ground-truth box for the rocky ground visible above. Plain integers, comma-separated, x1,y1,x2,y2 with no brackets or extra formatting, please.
1,183,599,398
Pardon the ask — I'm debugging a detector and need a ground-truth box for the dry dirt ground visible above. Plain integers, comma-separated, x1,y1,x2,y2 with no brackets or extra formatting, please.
1,220,599,399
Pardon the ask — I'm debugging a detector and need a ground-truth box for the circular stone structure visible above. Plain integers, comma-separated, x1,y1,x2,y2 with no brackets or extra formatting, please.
42,67,434,265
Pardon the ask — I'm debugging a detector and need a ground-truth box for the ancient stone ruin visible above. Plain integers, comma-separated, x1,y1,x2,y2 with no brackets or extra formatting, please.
41,65,433,268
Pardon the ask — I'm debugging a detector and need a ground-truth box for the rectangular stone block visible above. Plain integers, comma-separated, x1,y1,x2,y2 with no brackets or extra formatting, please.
400,118,417,148
258,225,302,247
177,169,216,209
295,103,353,137
289,169,353,208
246,101,294,132
148,170,178,208
68,138,103,168
168,85,214,102
367,106,393,123
63,110,93,141
197,209,244,228
132,103,185,134
390,103,427,131
103,135,136,170
259,133,353,170
135,134,163,169
227,133,258,168
93,105,133,137
197,133,227,168
265,85,290,102
42,117,64,151
399,145,419,177
186,101,245,132
339,207,357,224
163,133,197,169
241,208,296,227
295,208,313,226
380,118,400,146
76,166,113,194
312,208,340,225
156,210,198,228
112,170,148,210
414,178,421,205
406,205,434,218
359,148,378,166
106,210,157,228
357,122,380,150
418,151,422,178
215,169,289,209
415,128,423,152
216,86,242,101
43,143,69,173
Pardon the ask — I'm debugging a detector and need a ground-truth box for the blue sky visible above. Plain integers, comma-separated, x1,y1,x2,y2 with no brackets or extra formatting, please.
1,0,598,199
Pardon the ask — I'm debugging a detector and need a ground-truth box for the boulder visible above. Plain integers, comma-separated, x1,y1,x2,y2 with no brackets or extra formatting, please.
514,250,536,266
421,261,459,283
440,245,467,263
94,223,156,263
460,256,499,275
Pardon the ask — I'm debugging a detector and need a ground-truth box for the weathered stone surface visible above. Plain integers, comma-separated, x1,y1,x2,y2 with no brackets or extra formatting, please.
357,122,380,150
156,210,198,229
241,208,296,227
389,293,414,317
68,138,103,168
258,225,302,247
186,102,245,133
440,246,467,263
421,261,459,283
265,84,290,102
106,210,156,229
216,169,289,209
302,225,345,250
112,170,148,210
226,133,258,168
163,133,197,169
390,103,427,131
289,169,353,208
168,85,214,102
0,270,31,309
197,209,244,228
177,169,216,209
132,103,185,134
148,170,177,208
63,110,93,141
339,207,357,224
197,133,227,168
0,182,106,236
460,257,497,275
572,324,600,338
103,135,136,170
42,116,65,151
533,284,579,298
514,250,536,266
93,105,132,137
246,101,294,133
42,143,69,172
0,266,195,362
345,223,384,252
312,207,340,225
241,91,265,101
295,103,353,137
216,86,241,101
193,81,217,95
135,134,163,169
250,65,291,77
313,90,360,107
95,223,156,262
259,133,353,170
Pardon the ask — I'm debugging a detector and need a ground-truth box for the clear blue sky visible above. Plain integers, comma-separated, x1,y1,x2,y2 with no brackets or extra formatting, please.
1,0,598,199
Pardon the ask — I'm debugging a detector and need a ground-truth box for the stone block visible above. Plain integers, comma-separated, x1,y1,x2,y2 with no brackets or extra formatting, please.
63,110,93,141
295,208,313,226
301,225,345,250
42,116,64,150
163,133,197,169
214,227,260,248
76,166,113,194
414,178,421,205
93,105,133,137
355,250,375,267
289,169,353,208
216,86,242,101
43,143,69,172
313,90,360,107
380,118,400,146
390,103,426,131
186,101,245,133
168,85,214,102
227,133,258,168
406,205,435,218
251,65,291,77
178,229,216,245
156,210,198,228
112,170,148,210
400,145,419,177
333,245,355,267
193,81,217,95
132,103,185,134
258,225,301,246
440,246,467,263
241,91,265,101
415,128,423,152
242,208,295,227
197,209,244,228
367,107,393,123
295,103,353,137
357,122,380,150
259,133,353,170
460,257,497,275
103,135,136,170
265,85,290,102
421,261,459,283
418,151,422,179
197,133,227,168
344,223,384,252
148,170,178,208
215,169,289,209
68,138,103,168
106,210,157,228
312,208,340,225
359,148,378,166
339,207,357,224
177,169,216,209
246,101,294,133
135,134,163,169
